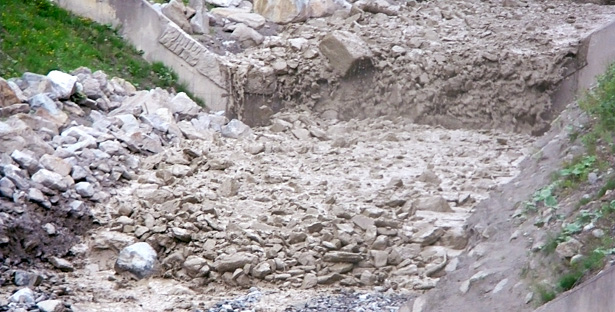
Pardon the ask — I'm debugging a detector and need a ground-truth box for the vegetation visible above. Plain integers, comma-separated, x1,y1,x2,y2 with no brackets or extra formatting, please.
524,62,615,305
0,0,203,105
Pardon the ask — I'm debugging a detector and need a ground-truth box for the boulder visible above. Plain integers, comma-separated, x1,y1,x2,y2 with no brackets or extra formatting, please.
205,0,242,8
213,252,257,272
114,242,158,279
47,70,77,99
37,299,64,312
221,119,251,139
29,93,60,115
253,0,309,24
308,0,349,18
31,169,72,192
190,10,209,35
231,24,264,47
9,288,35,305
412,196,454,213
170,92,201,119
0,78,21,107
319,31,374,77
39,154,72,176
162,0,193,33
227,12,267,29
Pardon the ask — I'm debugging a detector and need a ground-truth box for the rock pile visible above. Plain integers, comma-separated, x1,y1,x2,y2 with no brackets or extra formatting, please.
1,67,534,310
0,67,249,276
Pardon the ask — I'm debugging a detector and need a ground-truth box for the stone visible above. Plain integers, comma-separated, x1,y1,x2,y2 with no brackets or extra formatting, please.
440,225,469,249
206,0,242,8
221,119,251,139
0,177,15,198
555,238,583,259
29,93,60,115
75,182,95,198
50,257,74,272
172,227,192,242
162,0,192,33
354,0,399,16
190,10,209,34
319,31,374,77
40,154,72,176
37,299,64,312
352,215,375,231
114,242,158,279
170,92,201,119
99,140,125,156
183,255,208,277
411,225,445,246
31,169,72,192
308,0,348,18
47,70,77,99
0,78,21,107
317,273,344,285
231,24,264,47
214,252,257,272
413,196,453,213
227,12,267,30
302,273,318,288
370,250,389,268
27,188,47,204
289,38,308,51
323,251,363,263
11,150,40,174
252,261,272,278
254,0,309,24
9,288,35,304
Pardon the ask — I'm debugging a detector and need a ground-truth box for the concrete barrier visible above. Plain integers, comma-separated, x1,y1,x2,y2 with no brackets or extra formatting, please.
551,18,615,113
56,0,229,111
534,265,615,312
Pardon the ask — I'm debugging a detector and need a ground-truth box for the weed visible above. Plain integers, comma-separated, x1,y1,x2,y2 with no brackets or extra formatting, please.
557,271,582,291
535,283,556,304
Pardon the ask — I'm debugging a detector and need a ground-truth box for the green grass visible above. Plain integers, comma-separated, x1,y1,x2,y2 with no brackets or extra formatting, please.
0,0,203,105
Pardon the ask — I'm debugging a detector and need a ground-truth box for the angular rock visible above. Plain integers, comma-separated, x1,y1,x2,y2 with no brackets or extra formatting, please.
183,255,208,277
214,252,257,272
370,250,389,268
206,0,242,8
75,182,95,198
221,119,251,139
352,215,375,231
251,261,272,278
114,242,158,279
0,78,21,107
11,150,40,174
0,177,15,198
40,154,72,176
302,273,318,288
413,196,454,213
254,0,309,24
556,238,583,259
31,169,72,192
319,31,374,77
170,92,201,120
37,299,64,312
50,257,74,272
227,12,267,30
29,93,60,115
9,288,35,304
162,0,193,33
323,251,363,263
231,24,264,47
47,70,77,99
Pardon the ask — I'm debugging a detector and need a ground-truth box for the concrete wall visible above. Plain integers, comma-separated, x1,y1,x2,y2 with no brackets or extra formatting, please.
534,265,615,312
551,19,615,113
56,0,229,111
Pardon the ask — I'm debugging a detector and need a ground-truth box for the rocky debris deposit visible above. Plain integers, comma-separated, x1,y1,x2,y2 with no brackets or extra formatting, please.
0,67,534,310
151,0,615,135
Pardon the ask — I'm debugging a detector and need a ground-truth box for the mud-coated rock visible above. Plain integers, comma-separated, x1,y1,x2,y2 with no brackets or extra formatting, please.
319,31,374,77
323,251,363,263
114,242,158,279
214,252,257,272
